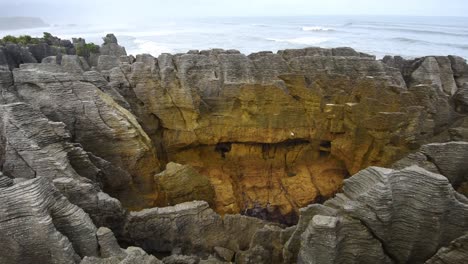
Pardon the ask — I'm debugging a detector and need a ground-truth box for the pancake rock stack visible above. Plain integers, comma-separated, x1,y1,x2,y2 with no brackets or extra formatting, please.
0,33,467,263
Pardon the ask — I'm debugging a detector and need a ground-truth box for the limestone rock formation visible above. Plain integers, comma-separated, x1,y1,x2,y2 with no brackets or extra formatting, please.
1,33,468,264
0,172,13,187
0,102,127,230
123,201,267,256
0,43,37,69
0,177,98,264
393,141,468,195
236,225,294,264
80,227,163,264
297,214,392,264
109,46,467,218
8,63,160,208
426,233,468,264
154,162,216,207
284,166,468,264
100,34,127,57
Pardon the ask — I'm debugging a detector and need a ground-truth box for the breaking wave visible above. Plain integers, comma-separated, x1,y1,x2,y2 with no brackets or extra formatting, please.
127,39,173,56
266,37,330,45
302,26,335,32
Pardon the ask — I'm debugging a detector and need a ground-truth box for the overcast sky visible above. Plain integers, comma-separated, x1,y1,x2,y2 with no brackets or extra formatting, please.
1,0,467,23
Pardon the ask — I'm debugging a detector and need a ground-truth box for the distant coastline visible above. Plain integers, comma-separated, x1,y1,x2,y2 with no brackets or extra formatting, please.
0,16,47,30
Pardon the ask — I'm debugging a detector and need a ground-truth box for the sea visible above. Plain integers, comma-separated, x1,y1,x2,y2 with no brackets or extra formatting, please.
1,15,468,59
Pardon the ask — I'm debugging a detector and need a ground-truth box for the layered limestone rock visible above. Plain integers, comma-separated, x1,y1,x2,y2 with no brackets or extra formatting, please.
111,47,467,219
393,141,468,195
0,176,161,264
297,214,392,264
235,225,295,264
426,233,468,264
5,39,466,219
100,34,127,57
154,162,216,207
1,34,468,264
0,102,127,230
123,201,267,256
5,63,160,208
282,166,468,264
81,227,163,264
0,177,99,264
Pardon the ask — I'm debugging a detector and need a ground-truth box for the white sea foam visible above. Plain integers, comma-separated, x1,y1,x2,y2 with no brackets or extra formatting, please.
251,23,270,27
127,39,173,56
302,26,335,32
267,37,330,45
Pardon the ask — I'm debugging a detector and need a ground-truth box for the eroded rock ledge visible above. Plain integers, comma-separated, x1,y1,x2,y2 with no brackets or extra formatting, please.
1,33,468,263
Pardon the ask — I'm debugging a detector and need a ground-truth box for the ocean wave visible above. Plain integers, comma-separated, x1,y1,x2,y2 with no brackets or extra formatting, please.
391,37,468,50
391,37,432,45
446,43,468,50
251,23,270,27
302,26,335,32
354,25,468,37
127,39,173,56
266,37,330,45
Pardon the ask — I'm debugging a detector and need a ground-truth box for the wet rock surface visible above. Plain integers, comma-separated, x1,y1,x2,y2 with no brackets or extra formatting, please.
0,34,468,263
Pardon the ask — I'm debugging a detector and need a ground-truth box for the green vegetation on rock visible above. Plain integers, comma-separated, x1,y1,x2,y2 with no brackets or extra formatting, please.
76,43,100,57
0,34,41,45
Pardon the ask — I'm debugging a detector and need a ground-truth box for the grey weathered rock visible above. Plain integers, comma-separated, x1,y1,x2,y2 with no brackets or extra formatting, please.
0,102,131,192
199,256,227,264
28,41,71,62
213,247,234,262
454,83,468,113
80,227,163,264
0,102,87,180
0,43,37,69
277,46,373,61
426,233,468,264
80,70,131,110
0,102,128,230
81,247,162,264
0,177,98,264
10,63,160,208
97,55,121,71
449,116,468,141
97,227,126,259
0,172,13,187
123,201,266,256
324,166,468,263
53,177,126,232
410,56,458,95
42,55,58,64
281,166,468,263
60,54,85,74
100,34,127,57
236,225,294,264
162,255,200,264
283,204,337,263
297,214,392,264
393,141,468,195
449,55,468,87
154,162,216,207
103,34,118,45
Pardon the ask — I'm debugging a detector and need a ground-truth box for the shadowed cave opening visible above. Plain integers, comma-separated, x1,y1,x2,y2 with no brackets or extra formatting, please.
241,202,299,226
214,142,232,158
319,140,332,157
165,138,348,227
